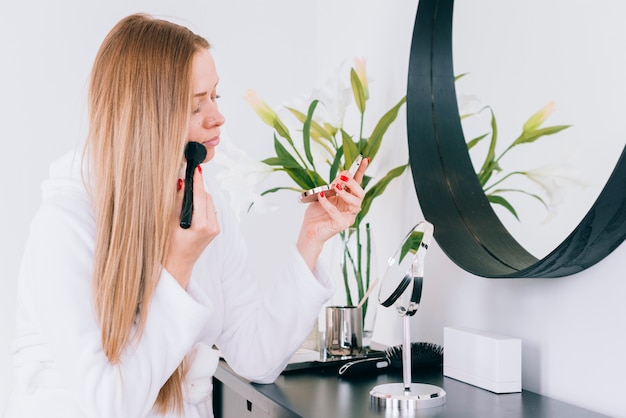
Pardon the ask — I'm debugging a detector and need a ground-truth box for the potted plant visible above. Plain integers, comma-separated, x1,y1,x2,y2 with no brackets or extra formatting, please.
244,58,408,339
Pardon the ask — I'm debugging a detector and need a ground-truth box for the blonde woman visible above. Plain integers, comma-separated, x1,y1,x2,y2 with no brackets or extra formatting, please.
5,13,369,418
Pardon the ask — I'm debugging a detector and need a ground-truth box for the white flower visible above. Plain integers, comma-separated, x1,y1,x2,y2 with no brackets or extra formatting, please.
457,93,483,117
352,57,369,99
302,59,354,130
277,59,359,165
525,164,588,220
211,132,277,218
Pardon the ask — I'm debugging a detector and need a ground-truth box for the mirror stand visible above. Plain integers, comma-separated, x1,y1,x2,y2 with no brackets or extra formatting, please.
370,315,446,411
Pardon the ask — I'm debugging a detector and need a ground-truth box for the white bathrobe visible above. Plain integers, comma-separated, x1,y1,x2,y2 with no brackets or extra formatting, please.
5,151,334,418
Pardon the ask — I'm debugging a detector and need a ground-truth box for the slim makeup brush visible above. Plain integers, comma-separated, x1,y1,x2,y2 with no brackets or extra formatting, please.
180,141,207,229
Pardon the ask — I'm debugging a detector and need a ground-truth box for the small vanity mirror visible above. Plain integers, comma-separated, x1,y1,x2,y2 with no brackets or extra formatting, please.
370,221,446,411
378,221,433,316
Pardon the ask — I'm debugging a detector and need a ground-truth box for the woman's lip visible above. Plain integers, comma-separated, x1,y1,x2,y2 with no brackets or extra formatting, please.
202,137,220,147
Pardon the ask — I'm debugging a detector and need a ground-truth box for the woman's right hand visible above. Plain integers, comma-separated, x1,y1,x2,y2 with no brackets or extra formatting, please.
165,165,220,288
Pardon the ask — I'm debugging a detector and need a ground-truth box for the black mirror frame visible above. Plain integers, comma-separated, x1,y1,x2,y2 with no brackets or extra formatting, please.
406,0,626,278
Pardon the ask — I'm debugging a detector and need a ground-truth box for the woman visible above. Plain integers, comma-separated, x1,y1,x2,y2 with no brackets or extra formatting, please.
5,13,368,418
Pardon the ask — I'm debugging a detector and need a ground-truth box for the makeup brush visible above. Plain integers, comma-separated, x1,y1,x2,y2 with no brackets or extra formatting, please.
180,142,207,229
337,342,443,379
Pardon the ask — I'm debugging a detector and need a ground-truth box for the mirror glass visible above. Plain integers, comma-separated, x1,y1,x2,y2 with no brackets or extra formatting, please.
378,221,433,316
452,0,626,258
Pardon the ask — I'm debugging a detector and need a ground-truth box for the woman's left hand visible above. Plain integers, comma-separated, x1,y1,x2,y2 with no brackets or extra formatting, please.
296,158,369,270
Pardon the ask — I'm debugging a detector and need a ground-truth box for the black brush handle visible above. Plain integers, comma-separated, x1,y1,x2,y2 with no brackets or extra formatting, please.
179,162,196,229
338,357,391,378
180,142,207,229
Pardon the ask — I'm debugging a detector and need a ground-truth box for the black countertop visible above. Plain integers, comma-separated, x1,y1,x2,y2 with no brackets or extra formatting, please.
213,360,607,418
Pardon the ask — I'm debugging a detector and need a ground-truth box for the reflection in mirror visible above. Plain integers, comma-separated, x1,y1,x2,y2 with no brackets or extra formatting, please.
406,0,626,278
452,0,626,258
379,221,433,317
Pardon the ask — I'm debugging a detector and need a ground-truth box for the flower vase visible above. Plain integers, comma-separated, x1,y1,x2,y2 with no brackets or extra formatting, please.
332,223,379,348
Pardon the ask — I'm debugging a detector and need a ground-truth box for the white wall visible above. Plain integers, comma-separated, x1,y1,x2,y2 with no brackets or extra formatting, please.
1,1,625,417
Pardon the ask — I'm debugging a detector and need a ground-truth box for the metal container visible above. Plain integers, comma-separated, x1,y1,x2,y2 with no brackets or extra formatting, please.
325,306,363,356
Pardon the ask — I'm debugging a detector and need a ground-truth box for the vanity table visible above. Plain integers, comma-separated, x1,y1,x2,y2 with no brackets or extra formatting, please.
212,360,606,418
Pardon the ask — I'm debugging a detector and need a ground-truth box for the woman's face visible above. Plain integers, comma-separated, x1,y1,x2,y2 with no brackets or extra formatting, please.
188,48,225,163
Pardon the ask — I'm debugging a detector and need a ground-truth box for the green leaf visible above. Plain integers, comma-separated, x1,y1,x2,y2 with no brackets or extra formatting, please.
287,107,334,142
360,174,373,190
480,160,504,187
303,100,320,169
249,185,305,211
362,96,406,160
286,105,336,160
358,164,408,222
350,68,367,114
521,102,554,133
272,138,317,189
329,148,344,182
261,156,301,169
341,129,360,169
491,188,549,211
511,125,571,147
259,186,303,196
482,170,525,193
466,133,489,151
399,231,424,264
323,122,338,138
273,117,292,142
273,137,299,165
285,167,323,190
486,194,519,221
476,108,498,185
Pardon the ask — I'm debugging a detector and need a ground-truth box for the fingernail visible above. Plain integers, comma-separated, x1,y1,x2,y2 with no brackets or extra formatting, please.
319,191,325,198
364,157,370,164
340,175,349,182
177,179,183,191
335,183,343,191
197,165,203,173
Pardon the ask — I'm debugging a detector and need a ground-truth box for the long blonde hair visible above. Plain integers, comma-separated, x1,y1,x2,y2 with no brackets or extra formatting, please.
85,14,209,415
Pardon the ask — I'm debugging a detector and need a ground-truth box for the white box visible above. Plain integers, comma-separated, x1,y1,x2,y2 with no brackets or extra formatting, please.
443,326,521,393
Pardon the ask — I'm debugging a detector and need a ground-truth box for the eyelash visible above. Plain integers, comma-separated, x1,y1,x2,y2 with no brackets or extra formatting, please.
192,95,221,114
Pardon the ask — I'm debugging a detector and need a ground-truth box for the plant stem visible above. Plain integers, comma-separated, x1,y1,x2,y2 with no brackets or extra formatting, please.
356,227,364,304
340,231,354,306
483,171,527,192
363,223,372,322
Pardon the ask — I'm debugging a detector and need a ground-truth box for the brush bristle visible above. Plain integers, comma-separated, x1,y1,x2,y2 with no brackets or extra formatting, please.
184,141,207,164
386,342,443,371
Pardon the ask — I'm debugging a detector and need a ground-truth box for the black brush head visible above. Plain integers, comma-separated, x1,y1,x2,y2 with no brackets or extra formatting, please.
184,141,207,165
386,342,443,371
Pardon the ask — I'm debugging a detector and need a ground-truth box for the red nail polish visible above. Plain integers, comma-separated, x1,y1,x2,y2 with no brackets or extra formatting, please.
340,175,349,182
335,183,343,191
197,165,203,173
177,179,183,191
319,191,325,198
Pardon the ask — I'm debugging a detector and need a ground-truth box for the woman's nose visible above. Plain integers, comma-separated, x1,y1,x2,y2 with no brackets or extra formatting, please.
203,110,225,128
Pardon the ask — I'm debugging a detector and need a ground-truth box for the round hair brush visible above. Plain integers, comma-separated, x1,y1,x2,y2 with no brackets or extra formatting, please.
338,342,443,379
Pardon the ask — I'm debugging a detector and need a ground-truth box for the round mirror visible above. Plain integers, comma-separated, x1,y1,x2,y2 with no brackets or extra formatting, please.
406,0,626,278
